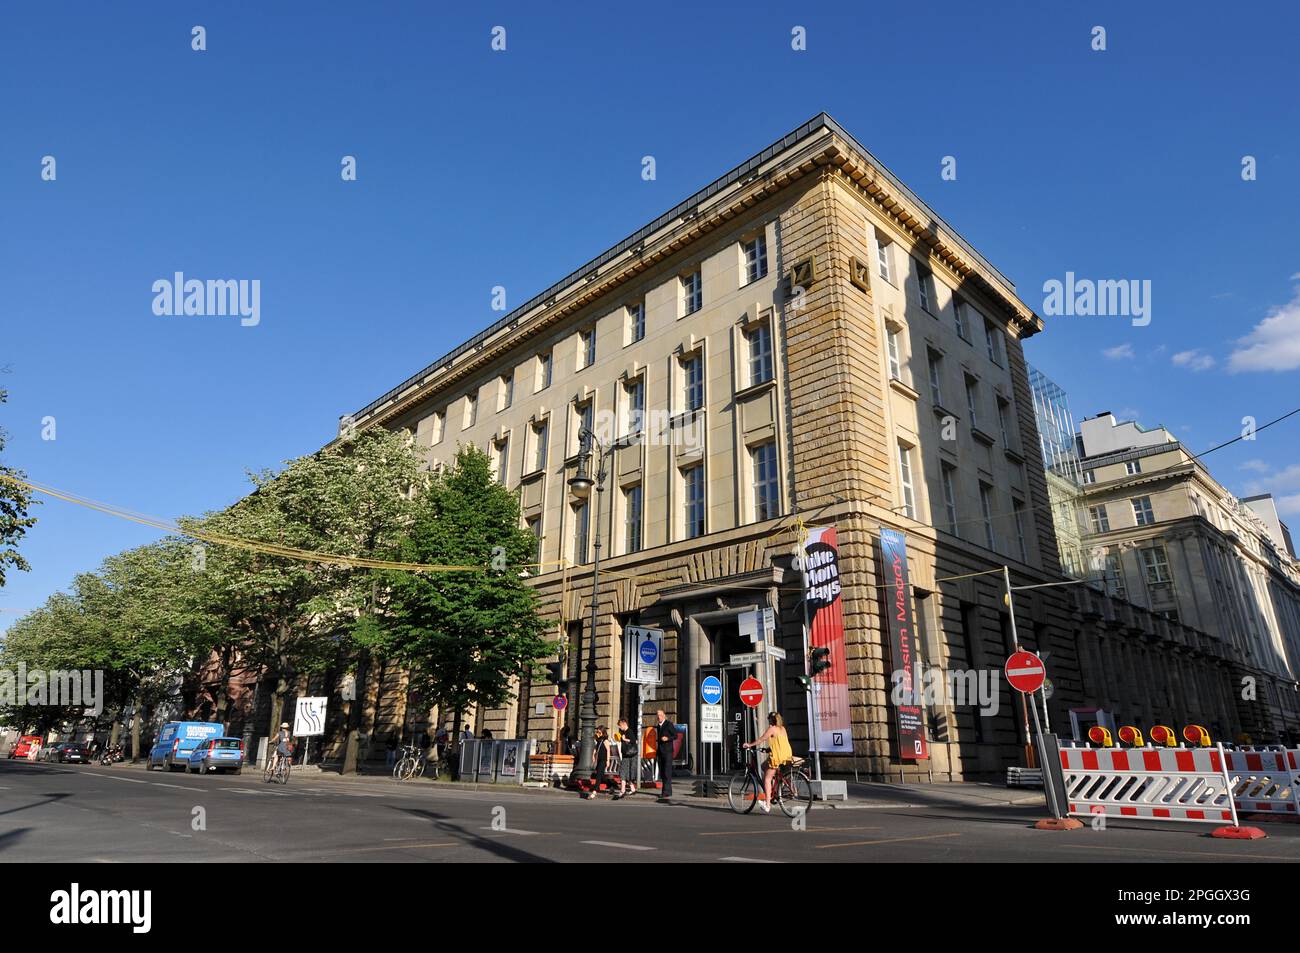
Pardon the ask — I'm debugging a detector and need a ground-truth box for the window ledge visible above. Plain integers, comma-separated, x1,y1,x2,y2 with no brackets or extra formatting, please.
1004,447,1026,465
888,378,919,401
932,402,958,419
972,427,996,446
735,378,776,401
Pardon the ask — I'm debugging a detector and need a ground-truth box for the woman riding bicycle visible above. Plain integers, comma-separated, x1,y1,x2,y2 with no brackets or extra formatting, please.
270,722,293,771
743,712,792,814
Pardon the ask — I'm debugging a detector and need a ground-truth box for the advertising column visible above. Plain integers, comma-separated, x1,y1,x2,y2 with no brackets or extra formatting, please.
802,527,853,753
879,527,929,760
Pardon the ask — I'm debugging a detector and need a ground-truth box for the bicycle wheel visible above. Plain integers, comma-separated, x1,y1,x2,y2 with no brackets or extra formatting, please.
264,759,275,783
393,757,408,781
779,770,813,818
412,758,426,780
278,760,291,785
727,771,759,814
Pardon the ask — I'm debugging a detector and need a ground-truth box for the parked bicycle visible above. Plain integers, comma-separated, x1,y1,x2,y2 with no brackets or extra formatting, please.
392,744,427,781
727,745,813,817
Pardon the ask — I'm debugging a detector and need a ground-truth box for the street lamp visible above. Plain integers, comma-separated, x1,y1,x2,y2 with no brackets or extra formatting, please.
567,427,606,780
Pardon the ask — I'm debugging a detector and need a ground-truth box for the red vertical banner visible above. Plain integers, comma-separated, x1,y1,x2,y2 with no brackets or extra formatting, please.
880,527,929,760
803,526,853,752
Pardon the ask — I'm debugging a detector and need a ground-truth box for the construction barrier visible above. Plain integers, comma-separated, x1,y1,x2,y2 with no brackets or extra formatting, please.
1223,747,1299,816
1059,743,1240,828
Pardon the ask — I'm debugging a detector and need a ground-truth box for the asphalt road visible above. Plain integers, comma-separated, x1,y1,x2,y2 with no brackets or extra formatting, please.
3,758,1299,863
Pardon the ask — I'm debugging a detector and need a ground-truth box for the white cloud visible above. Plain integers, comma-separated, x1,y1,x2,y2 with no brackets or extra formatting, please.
1243,464,1300,505
1276,493,1300,518
1228,282,1300,372
1171,349,1215,372
1239,459,1272,474
1102,343,1135,360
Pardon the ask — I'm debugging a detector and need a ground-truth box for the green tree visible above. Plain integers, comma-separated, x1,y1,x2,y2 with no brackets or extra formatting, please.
363,446,551,738
0,371,38,587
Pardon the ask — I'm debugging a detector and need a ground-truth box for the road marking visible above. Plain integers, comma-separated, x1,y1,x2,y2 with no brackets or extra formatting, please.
719,856,782,863
581,840,656,851
151,783,204,792
81,772,147,784
699,825,882,837
817,832,962,849
308,842,457,857
1058,842,1295,861
479,826,541,836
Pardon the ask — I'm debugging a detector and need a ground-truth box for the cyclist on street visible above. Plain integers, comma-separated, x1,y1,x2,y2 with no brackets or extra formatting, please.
743,712,792,814
270,722,293,774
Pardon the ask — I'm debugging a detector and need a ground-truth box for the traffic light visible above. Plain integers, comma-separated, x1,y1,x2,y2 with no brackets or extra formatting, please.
809,646,831,678
543,661,564,687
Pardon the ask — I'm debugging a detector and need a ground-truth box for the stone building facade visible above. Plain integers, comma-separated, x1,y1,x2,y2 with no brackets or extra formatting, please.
331,115,1257,779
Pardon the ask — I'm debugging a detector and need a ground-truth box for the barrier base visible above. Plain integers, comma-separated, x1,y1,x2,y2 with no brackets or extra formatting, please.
1210,825,1267,840
1034,818,1084,831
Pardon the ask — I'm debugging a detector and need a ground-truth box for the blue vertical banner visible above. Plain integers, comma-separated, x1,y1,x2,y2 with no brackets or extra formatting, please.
879,527,929,761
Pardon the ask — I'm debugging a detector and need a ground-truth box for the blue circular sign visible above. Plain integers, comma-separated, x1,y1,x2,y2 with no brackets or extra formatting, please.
700,675,723,706
639,637,658,665
552,695,567,711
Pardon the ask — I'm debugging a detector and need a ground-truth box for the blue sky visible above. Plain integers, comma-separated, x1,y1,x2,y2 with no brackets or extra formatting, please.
2,0,1299,624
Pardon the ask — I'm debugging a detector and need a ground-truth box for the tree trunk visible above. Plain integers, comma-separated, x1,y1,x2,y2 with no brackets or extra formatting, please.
340,648,370,775
128,693,142,763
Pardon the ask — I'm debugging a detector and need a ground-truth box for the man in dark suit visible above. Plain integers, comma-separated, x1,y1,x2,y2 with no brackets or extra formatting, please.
654,709,677,801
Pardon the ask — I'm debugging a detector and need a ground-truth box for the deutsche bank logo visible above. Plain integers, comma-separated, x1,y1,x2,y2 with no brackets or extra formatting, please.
640,638,658,664
832,732,844,747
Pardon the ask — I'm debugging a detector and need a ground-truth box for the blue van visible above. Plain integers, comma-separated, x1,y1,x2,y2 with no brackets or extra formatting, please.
147,722,225,772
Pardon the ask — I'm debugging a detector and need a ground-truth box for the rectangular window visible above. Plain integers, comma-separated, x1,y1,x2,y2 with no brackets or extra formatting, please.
1125,459,1142,475
897,443,916,519
531,420,548,472
927,349,943,405
682,270,702,316
997,398,1012,446
628,301,645,343
624,484,643,554
432,410,446,445
980,483,996,550
573,501,590,565
954,299,970,341
887,327,902,381
464,394,478,429
1014,500,1028,561
537,352,552,391
1082,469,1096,485
985,321,1003,365
752,442,780,521
684,465,705,539
747,323,774,386
917,267,935,313
581,329,596,369
1089,505,1110,533
683,353,704,412
876,235,894,284
743,234,768,284
525,516,542,563
1132,496,1155,526
1140,545,1172,584
577,401,594,446
1104,550,1127,599
500,373,514,411
940,462,959,535
494,438,510,484
624,377,645,434
965,376,980,430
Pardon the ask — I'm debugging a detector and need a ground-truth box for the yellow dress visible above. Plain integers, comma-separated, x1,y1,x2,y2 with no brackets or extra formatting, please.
768,729,793,767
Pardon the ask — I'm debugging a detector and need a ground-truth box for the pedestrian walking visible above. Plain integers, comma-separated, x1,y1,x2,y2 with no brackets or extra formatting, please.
653,710,676,801
612,718,638,799
584,726,611,799
385,735,399,771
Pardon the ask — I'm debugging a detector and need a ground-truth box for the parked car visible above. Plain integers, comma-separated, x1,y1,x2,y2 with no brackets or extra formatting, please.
42,742,89,764
186,737,245,775
147,722,225,772
6,735,43,759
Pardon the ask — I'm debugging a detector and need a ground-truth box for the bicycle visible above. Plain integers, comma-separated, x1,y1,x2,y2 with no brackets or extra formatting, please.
264,748,292,785
727,745,813,818
392,744,427,781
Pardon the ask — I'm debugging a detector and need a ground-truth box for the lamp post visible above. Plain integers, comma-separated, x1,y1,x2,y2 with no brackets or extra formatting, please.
567,427,606,779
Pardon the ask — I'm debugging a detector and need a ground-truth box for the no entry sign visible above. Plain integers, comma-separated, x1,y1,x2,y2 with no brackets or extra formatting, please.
738,677,764,709
1004,651,1046,694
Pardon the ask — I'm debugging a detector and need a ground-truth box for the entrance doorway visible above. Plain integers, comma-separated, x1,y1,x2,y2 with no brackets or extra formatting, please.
696,664,759,774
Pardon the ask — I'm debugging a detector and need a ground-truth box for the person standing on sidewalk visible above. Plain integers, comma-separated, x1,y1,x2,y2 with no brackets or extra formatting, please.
612,718,638,799
584,726,611,800
653,710,676,801
385,735,399,771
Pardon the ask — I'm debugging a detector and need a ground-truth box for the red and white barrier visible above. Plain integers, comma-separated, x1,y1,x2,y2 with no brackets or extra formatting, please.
1223,748,1299,815
1059,744,1239,827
